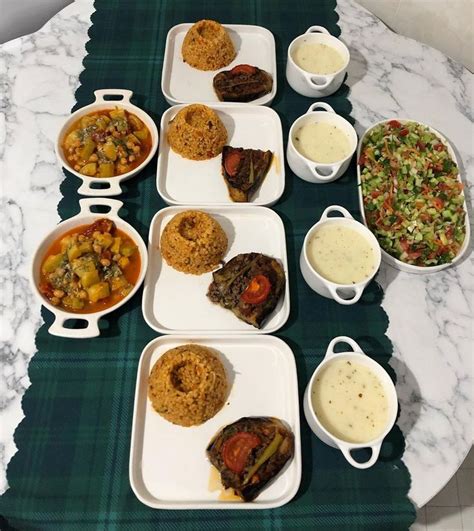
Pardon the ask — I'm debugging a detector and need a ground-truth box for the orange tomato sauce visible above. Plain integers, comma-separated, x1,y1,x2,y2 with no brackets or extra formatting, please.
39,223,141,314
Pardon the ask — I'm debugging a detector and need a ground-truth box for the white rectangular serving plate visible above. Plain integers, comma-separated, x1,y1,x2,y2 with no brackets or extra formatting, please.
161,23,277,106
157,103,285,206
129,334,301,510
142,205,290,334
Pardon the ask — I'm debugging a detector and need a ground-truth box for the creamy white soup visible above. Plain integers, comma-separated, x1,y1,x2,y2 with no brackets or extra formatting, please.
307,224,376,284
294,122,351,164
293,42,345,74
311,358,389,443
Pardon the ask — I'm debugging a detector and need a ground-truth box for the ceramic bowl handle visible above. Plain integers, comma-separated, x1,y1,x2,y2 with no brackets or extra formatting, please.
307,102,335,114
94,89,133,104
325,336,363,358
305,25,330,35
49,314,100,339
320,205,353,220
307,162,341,182
78,197,124,218
340,443,382,469
78,179,123,197
306,73,336,90
327,284,364,305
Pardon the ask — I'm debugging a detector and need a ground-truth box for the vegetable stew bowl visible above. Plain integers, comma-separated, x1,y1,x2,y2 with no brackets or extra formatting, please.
55,89,159,197
31,198,148,338
357,119,471,274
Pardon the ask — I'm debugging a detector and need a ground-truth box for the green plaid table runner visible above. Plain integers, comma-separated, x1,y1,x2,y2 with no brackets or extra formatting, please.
1,0,416,528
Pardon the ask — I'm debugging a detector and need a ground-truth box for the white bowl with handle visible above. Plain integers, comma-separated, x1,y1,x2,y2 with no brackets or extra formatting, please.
55,89,159,197
300,205,381,305
31,198,148,338
287,102,357,184
304,336,398,469
286,26,350,98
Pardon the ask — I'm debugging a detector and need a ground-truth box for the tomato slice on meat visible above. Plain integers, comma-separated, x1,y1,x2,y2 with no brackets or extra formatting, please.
222,432,261,474
224,150,242,177
240,274,271,305
230,64,257,76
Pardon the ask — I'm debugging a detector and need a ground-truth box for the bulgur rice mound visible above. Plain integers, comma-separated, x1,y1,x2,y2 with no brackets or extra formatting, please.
160,210,228,274
182,19,236,71
148,344,228,427
167,104,227,160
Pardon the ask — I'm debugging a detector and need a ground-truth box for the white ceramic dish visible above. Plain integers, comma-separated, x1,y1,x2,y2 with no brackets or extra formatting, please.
287,102,357,184
300,205,381,305
357,119,471,274
55,89,159,197
161,24,277,106
303,336,398,469
142,205,290,334
286,26,350,98
30,198,148,338
157,103,285,206
129,334,301,509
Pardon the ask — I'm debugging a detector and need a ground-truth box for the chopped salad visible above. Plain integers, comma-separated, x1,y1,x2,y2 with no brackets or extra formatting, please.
359,120,466,267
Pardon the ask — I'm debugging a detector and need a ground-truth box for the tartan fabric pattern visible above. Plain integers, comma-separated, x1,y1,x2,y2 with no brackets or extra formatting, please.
1,0,415,528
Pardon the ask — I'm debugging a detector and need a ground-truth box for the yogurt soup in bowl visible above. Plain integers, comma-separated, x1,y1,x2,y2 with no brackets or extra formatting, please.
286,26,350,97
300,205,381,305
287,102,357,184
304,336,398,469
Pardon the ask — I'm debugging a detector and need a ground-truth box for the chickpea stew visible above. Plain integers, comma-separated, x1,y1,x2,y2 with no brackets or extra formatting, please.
39,219,141,313
62,108,152,177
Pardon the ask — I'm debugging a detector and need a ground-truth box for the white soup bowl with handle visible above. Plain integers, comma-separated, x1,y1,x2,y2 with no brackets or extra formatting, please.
287,102,357,184
304,336,398,469
286,25,350,97
299,205,381,305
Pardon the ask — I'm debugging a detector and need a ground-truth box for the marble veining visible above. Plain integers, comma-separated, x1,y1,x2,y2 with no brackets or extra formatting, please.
0,0,95,494
0,0,472,509
336,0,473,507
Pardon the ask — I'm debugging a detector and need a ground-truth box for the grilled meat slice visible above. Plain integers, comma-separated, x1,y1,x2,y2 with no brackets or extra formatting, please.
207,417,295,502
207,252,285,328
213,64,273,102
221,146,273,202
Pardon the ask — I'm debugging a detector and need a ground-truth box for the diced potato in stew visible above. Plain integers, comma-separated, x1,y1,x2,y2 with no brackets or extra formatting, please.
39,219,141,313
62,108,152,177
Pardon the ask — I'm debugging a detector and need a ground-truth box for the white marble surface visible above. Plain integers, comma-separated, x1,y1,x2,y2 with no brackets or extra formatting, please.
0,0,472,510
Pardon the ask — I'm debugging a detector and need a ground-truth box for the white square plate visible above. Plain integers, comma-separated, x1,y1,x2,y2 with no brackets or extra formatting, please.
157,103,285,206
141,205,290,334
161,23,277,106
129,335,301,509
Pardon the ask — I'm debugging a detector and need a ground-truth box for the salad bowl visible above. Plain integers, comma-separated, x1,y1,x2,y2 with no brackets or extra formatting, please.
357,119,470,274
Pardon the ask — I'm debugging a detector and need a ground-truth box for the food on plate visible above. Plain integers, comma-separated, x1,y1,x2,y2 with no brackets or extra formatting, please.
207,253,285,328
359,120,466,266
62,108,152,177
311,358,389,443
167,104,227,160
292,42,345,74
148,344,228,427
213,64,273,102
221,146,273,202
307,225,377,284
207,417,295,502
293,121,351,163
39,219,140,312
182,19,236,71
160,210,228,274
